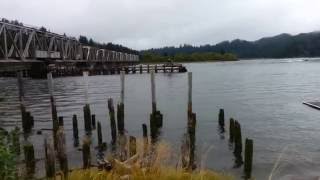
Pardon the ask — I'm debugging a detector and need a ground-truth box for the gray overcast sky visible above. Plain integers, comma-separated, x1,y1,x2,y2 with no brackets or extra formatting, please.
2,0,320,50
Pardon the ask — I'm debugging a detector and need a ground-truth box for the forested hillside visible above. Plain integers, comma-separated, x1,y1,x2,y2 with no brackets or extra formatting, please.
143,31,320,59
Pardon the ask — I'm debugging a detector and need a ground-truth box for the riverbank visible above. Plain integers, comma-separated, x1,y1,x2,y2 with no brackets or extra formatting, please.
140,52,238,63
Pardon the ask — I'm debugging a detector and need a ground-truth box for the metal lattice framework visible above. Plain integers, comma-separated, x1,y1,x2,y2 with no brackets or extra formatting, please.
0,21,139,62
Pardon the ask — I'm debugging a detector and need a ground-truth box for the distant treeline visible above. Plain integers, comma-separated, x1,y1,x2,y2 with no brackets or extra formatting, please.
142,31,320,59
79,36,139,55
140,51,237,63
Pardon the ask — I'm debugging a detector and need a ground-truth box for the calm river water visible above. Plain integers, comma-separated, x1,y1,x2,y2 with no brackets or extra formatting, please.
1,59,320,179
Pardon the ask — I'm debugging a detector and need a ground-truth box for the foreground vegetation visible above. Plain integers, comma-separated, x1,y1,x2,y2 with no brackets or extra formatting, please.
140,52,237,63
66,167,232,180
56,140,233,180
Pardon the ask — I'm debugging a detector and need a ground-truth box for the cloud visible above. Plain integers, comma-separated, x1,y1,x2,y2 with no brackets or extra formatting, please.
1,0,320,50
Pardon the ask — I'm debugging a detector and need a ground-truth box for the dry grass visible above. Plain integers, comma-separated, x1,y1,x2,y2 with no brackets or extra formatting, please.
59,139,233,180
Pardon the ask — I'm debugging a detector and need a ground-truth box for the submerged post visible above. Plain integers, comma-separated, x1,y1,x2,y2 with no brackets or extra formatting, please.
108,98,117,144
244,138,253,179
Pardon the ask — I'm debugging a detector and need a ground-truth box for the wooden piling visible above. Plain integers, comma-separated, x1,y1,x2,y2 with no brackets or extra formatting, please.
97,121,103,147
23,143,35,176
82,137,91,169
117,103,125,135
142,124,148,155
234,120,243,167
120,71,125,104
72,114,79,146
47,73,58,148
244,138,253,179
44,138,55,178
17,71,32,133
229,118,235,143
108,98,117,144
129,136,137,157
91,114,96,129
56,127,68,175
187,72,192,116
83,104,92,133
150,70,156,113
58,116,64,126
188,113,197,170
219,109,225,128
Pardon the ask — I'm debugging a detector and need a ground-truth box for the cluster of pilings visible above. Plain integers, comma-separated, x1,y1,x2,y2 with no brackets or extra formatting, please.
219,109,254,179
12,68,254,179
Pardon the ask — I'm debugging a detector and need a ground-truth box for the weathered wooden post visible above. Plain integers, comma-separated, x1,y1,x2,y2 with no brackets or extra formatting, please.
187,72,192,116
47,72,58,148
219,109,225,128
82,137,91,169
83,71,92,133
58,116,64,126
44,138,55,178
149,70,163,143
234,120,243,167
72,114,79,146
97,121,103,147
129,136,137,157
117,71,125,135
17,71,32,133
83,104,92,133
147,64,150,73
23,143,35,176
244,138,253,179
91,114,96,129
108,98,117,144
229,118,235,143
188,113,197,170
56,127,68,175
142,124,148,155
140,64,143,74
151,70,156,113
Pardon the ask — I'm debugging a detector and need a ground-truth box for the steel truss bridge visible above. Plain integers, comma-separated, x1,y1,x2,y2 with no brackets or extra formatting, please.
0,21,139,77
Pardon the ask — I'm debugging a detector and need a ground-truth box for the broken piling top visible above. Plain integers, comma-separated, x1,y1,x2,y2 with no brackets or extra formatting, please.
120,70,125,104
188,72,192,113
47,72,54,97
150,70,156,112
83,71,89,104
